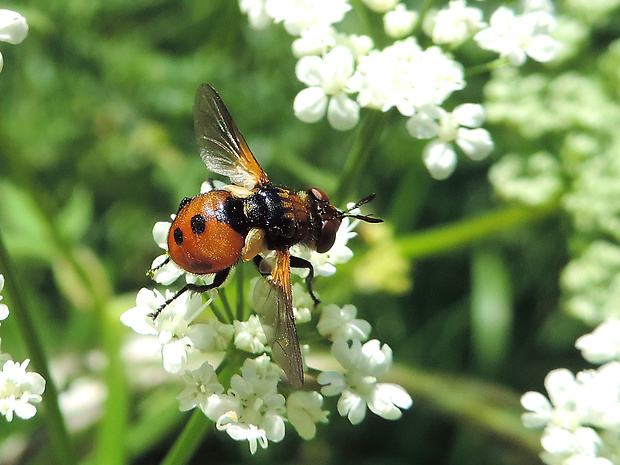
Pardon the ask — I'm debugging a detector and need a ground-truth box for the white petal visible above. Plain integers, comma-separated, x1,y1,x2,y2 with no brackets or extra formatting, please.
506,48,528,66
455,128,493,160
153,222,171,248
541,426,575,454
317,370,346,396
526,35,562,63
544,369,577,408
324,46,354,81
423,140,457,180
0,303,8,320
0,10,28,45
368,383,412,420
327,93,359,130
120,306,158,335
162,340,188,373
294,87,328,123
295,56,324,87
521,391,552,413
262,412,286,442
14,401,37,420
338,390,367,424
452,103,485,128
406,114,439,139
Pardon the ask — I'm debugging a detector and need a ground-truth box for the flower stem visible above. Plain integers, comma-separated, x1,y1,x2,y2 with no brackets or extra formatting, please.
209,300,228,324
465,58,510,77
218,288,234,323
399,202,558,259
334,111,388,204
236,262,245,321
387,363,541,455
0,228,77,465
159,410,211,465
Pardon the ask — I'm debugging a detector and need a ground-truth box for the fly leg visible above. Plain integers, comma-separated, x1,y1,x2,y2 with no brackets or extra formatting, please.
148,267,231,320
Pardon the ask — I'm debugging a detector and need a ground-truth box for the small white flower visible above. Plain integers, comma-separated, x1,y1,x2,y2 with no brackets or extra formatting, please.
488,152,562,206
576,319,620,364
234,315,268,354
208,357,286,454
0,359,45,422
355,41,464,117
521,368,582,430
540,426,603,459
198,318,235,352
294,46,360,130
120,288,214,373
429,0,486,45
384,4,418,39
0,274,9,321
406,104,493,179
474,4,562,66
177,362,224,413
287,391,329,439
292,24,337,57
239,0,272,30
265,0,351,36
318,339,412,424
362,0,399,13
317,304,371,342
576,362,620,430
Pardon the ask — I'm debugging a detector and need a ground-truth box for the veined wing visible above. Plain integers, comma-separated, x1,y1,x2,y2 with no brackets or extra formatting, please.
254,250,304,389
194,83,269,190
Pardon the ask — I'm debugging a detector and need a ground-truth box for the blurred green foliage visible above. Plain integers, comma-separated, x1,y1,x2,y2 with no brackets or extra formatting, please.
0,0,603,464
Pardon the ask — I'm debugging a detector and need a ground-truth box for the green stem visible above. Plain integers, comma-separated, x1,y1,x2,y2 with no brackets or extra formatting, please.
335,111,387,204
387,363,541,455
218,288,234,323
236,263,244,321
466,58,510,77
209,300,228,324
159,410,211,465
0,228,77,465
399,202,558,259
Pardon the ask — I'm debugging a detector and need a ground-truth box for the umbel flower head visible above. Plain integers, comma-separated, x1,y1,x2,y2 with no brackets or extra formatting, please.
0,274,46,423
521,319,620,464
0,359,46,422
238,0,561,180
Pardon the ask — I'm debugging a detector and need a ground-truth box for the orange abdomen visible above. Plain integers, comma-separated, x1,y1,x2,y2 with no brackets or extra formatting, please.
167,191,246,275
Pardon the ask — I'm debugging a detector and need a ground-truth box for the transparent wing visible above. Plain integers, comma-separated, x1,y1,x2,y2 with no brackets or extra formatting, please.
253,250,304,389
194,83,269,190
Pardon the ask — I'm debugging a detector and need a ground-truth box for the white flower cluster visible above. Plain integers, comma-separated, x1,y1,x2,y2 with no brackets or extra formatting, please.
521,319,620,465
561,241,620,325
0,9,28,73
0,275,46,422
239,0,561,179
122,202,412,453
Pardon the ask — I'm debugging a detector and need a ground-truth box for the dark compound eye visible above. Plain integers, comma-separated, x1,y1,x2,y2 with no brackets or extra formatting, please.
173,227,184,245
191,214,206,235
